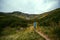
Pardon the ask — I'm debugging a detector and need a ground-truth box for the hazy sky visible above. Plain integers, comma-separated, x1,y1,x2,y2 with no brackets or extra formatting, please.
0,0,60,14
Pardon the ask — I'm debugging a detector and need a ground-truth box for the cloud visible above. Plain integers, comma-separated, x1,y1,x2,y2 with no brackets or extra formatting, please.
0,0,60,14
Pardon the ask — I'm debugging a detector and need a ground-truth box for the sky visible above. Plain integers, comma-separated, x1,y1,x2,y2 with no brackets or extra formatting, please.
0,0,60,14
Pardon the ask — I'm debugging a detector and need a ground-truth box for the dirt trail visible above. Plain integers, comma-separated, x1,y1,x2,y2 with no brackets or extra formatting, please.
34,26,51,40
35,30,50,40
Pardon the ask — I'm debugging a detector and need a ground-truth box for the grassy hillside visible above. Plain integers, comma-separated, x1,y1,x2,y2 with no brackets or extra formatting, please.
0,13,29,28
37,8,60,40
0,12,29,36
38,8,60,26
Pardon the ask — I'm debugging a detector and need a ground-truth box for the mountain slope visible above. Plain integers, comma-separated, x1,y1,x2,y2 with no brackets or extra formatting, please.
0,13,29,36
37,8,60,40
38,8,60,26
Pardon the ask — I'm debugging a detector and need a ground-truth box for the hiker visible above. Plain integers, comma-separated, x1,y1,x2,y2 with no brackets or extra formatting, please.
34,22,36,29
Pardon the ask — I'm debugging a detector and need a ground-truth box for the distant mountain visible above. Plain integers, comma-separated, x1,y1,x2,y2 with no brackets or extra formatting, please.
12,11,40,20
0,11,39,20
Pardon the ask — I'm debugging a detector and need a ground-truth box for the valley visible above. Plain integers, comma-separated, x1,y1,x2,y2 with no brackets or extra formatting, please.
0,8,60,40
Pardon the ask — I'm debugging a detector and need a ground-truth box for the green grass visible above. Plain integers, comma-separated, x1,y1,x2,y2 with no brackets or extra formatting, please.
0,27,45,40
39,26,60,40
